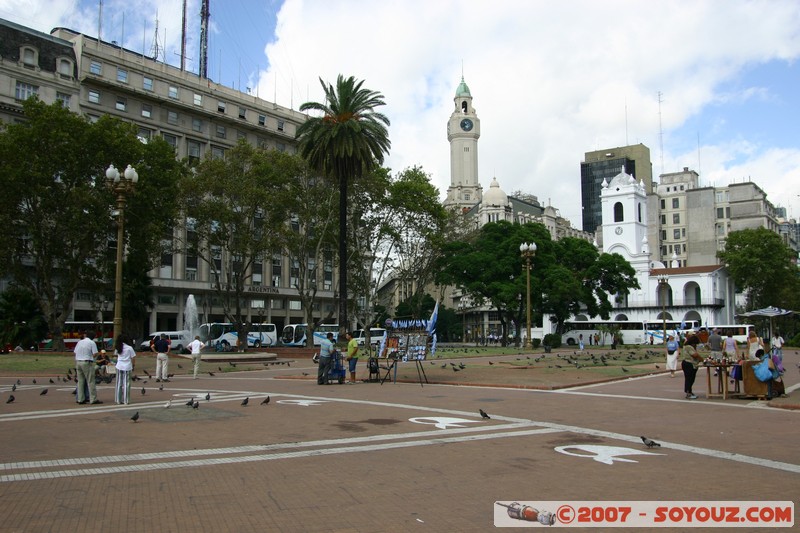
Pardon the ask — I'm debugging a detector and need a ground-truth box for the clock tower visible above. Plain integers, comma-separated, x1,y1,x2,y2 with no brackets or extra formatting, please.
444,77,482,210
600,166,651,272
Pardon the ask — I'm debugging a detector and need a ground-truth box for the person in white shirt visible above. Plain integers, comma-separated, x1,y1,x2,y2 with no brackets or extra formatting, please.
113,335,136,404
73,331,101,405
188,336,206,379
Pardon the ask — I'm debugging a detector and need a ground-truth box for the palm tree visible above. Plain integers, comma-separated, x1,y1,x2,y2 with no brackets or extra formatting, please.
297,75,391,336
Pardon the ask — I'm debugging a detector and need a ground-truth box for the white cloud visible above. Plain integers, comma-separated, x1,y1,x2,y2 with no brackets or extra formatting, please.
257,0,800,226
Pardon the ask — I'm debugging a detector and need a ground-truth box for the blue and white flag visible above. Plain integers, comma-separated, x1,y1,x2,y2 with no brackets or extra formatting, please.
427,301,439,335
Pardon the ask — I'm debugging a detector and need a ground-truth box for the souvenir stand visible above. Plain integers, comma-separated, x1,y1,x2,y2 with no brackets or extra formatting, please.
379,319,432,387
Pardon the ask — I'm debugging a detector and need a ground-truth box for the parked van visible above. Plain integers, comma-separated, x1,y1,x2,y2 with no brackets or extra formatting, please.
352,328,386,347
138,330,192,353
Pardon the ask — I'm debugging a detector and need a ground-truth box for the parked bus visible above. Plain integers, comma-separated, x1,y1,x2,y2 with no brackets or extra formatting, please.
40,320,113,351
562,320,647,346
199,322,277,350
644,320,701,343
281,323,339,347
705,324,755,344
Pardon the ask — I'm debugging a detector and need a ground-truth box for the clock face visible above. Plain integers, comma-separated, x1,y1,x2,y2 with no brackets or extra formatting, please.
460,118,474,131
615,227,623,235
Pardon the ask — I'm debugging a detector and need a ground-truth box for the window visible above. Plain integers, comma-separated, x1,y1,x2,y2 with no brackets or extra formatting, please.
237,130,246,140
672,213,680,224
115,97,127,112
682,228,686,237
673,229,680,239
21,47,37,67
168,85,179,99
672,198,679,209
167,111,179,125
661,230,667,240
90,60,102,75
238,106,246,119
717,224,725,236
464,193,471,201
680,185,685,191
258,114,266,126
58,59,72,78
271,299,284,310
137,128,152,142
726,207,730,218
613,202,624,222
143,76,153,91
716,207,724,219
14,81,38,100
272,255,282,287
187,140,201,165
251,299,265,309
141,103,152,118
185,268,197,281
162,133,177,148
193,93,202,106
276,142,285,152
289,300,302,311
216,125,226,139
88,90,100,104
660,214,666,225
211,146,225,159
277,119,285,132
660,199,665,209
192,118,203,132
116,68,128,83
217,100,226,113
56,92,70,108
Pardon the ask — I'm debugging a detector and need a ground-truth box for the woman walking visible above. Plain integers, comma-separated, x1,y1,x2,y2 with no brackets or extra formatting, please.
114,334,136,405
681,332,703,399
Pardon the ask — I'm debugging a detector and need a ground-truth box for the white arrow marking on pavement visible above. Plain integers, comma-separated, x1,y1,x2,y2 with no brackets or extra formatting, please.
554,444,665,465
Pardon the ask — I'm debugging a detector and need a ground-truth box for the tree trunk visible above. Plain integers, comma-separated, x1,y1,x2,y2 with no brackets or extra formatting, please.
338,175,348,337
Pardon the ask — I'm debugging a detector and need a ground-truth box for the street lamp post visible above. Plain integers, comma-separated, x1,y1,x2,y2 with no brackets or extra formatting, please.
657,273,669,361
105,164,138,342
520,242,537,350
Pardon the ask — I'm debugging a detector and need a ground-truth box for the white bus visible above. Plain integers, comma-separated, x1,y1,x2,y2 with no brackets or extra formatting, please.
562,320,647,346
706,324,755,344
281,323,339,347
644,320,701,343
199,322,277,350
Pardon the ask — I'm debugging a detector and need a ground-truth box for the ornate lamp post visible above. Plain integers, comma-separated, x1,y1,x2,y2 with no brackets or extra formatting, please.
520,242,537,350
106,164,138,342
657,273,670,360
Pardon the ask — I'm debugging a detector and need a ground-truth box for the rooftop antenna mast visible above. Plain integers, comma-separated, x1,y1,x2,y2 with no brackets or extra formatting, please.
180,0,187,71
150,12,162,61
657,91,665,176
199,0,210,78
98,0,103,43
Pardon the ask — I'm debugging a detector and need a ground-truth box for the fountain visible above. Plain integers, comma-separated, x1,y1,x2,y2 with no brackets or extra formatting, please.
184,294,200,338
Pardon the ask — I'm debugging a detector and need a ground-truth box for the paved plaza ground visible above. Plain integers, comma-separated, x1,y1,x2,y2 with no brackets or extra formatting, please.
1,347,798,532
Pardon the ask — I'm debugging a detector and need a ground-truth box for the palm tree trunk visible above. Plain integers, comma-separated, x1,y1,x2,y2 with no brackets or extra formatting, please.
339,174,348,337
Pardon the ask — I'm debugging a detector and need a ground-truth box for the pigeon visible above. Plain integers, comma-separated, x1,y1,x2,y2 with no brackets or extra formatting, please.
159,384,163,391
16,379,21,385
143,370,151,377
441,363,447,369
479,409,490,419
164,400,172,408
185,398,195,407
621,367,629,373
260,396,270,405
141,387,146,395
205,392,211,401
655,364,660,369
192,400,199,409
208,372,215,377
229,362,237,367
32,379,36,384
218,367,223,372
453,367,460,372
177,364,183,369
641,436,661,448
302,372,309,376
49,378,54,384
241,397,249,407
6,395,14,404
488,361,494,365
130,411,140,422
11,384,16,392
40,388,48,396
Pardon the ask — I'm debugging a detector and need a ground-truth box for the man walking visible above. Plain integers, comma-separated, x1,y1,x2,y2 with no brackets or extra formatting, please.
317,332,335,385
188,335,206,379
345,332,360,384
151,333,171,382
74,331,102,404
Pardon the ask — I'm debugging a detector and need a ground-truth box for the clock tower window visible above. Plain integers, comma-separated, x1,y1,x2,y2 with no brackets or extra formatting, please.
461,101,468,113
613,202,624,222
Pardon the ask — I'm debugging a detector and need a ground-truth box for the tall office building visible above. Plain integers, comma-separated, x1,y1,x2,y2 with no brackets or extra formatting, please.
580,144,653,233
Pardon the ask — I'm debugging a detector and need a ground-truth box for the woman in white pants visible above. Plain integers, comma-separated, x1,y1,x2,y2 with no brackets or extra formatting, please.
114,335,136,405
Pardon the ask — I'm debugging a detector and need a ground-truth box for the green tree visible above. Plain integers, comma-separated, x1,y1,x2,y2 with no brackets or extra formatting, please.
0,286,48,349
180,140,296,349
0,99,182,349
717,227,800,310
435,221,640,344
297,75,391,336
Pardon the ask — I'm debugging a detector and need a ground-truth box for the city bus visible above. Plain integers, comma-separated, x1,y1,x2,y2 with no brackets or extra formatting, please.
562,320,647,346
644,319,701,343
281,323,339,347
706,324,755,344
39,320,113,351
199,322,277,350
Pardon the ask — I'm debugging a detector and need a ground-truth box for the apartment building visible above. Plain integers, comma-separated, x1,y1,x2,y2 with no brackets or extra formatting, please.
0,18,337,335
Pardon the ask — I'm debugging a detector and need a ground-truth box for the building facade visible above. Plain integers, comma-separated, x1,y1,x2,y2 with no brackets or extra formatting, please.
0,18,339,337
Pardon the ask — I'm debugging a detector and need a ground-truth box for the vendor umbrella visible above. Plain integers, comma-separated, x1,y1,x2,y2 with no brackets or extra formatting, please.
737,306,794,339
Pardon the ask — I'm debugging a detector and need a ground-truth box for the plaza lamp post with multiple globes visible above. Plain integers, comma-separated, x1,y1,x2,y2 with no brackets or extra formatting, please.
105,164,138,342
519,242,537,350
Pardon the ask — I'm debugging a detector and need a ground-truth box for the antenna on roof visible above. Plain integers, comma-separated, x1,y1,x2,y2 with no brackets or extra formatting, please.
150,12,161,61
98,0,103,44
658,91,665,176
180,0,187,71
199,0,210,78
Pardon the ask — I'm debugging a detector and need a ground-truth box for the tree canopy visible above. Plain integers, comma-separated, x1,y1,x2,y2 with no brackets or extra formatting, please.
717,227,800,310
0,99,182,348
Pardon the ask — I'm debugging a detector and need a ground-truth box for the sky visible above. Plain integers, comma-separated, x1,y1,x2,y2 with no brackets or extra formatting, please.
2,0,800,227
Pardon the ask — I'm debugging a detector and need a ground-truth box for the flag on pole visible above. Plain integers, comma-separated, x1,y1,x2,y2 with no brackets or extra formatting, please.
427,301,439,335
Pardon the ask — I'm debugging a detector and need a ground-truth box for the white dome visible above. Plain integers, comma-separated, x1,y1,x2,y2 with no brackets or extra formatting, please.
483,178,508,206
